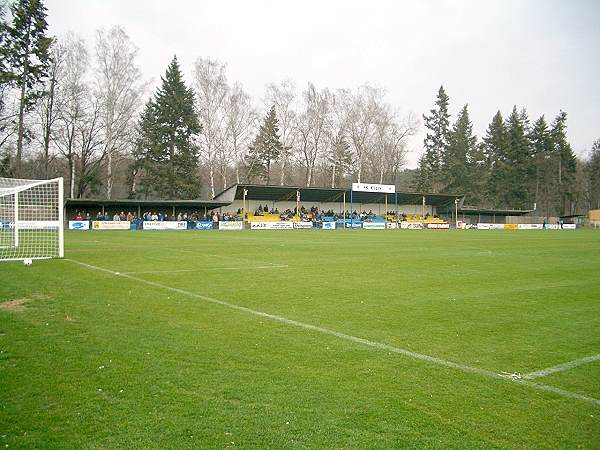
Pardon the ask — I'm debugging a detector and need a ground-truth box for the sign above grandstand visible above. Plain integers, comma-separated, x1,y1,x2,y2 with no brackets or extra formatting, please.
351,183,395,194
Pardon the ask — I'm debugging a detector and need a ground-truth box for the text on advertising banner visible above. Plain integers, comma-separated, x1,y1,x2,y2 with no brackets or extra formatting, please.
92,221,130,230
251,222,294,230
142,221,187,230
351,182,395,194
218,221,244,230
68,220,90,230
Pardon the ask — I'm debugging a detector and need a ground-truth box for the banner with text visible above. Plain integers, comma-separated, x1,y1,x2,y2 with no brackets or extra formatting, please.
293,221,314,229
92,221,130,230
251,221,294,230
400,222,423,229
426,223,450,229
195,222,213,230
143,221,187,230
219,221,244,230
351,182,395,194
69,220,90,230
362,222,386,229
322,222,336,230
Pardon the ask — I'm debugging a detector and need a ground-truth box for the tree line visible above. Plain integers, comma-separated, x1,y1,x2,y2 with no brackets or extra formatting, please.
416,86,600,215
0,0,598,214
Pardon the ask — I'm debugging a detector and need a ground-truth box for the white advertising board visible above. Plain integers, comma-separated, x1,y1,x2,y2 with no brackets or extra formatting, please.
477,223,504,230
251,221,293,230
69,220,90,230
362,222,386,229
351,182,395,194
218,221,244,230
92,221,130,230
143,221,187,230
518,224,544,230
385,222,398,229
16,220,60,230
562,224,576,230
400,222,423,229
426,223,450,229
293,221,314,229
322,221,336,230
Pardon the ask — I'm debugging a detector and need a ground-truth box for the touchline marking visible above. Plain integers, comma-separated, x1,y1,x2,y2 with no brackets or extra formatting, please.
121,265,288,275
67,258,600,407
523,354,600,380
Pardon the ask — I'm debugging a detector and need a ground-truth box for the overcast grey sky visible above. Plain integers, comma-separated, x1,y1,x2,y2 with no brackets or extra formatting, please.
45,0,600,167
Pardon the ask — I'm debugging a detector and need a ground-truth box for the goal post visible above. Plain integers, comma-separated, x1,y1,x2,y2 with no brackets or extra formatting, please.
0,177,64,262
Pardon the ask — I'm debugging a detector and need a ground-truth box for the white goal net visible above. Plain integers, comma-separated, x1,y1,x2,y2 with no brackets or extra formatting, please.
0,177,64,261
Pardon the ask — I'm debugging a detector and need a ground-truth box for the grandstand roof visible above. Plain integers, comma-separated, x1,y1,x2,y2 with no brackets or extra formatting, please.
213,184,464,207
459,206,534,216
65,198,229,210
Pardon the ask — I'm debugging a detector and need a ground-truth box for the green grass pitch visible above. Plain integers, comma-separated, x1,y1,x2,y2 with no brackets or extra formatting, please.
1,229,599,448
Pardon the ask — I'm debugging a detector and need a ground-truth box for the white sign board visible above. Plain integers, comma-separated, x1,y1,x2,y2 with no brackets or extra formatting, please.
477,223,504,230
69,220,90,230
16,220,60,230
518,224,544,230
385,222,398,229
251,221,294,230
322,221,336,230
362,222,386,229
92,221,130,230
293,221,313,229
351,182,395,194
218,221,244,230
400,222,423,229
143,221,187,230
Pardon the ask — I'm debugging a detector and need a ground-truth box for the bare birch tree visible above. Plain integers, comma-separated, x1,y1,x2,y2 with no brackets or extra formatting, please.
193,57,228,197
264,79,297,185
296,83,331,187
94,26,144,199
225,82,256,185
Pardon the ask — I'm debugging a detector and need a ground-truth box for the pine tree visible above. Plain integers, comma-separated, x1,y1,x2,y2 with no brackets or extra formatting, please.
484,111,508,205
528,115,553,212
133,56,201,199
444,105,475,192
245,105,283,184
0,0,52,176
550,111,577,215
417,85,450,192
587,138,600,209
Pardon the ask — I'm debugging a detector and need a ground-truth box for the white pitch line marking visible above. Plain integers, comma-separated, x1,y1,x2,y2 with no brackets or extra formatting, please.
67,258,600,407
121,265,289,275
523,354,600,380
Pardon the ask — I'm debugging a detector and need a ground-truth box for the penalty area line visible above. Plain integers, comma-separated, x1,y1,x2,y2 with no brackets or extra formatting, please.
120,265,289,275
523,354,600,380
66,258,600,407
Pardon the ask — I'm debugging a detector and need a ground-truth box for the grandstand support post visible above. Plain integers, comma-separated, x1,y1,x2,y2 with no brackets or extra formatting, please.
296,190,300,219
14,191,19,248
395,192,398,221
343,192,346,230
242,188,247,219
385,194,388,218
422,195,425,219
350,189,353,229
58,178,64,258
454,198,458,230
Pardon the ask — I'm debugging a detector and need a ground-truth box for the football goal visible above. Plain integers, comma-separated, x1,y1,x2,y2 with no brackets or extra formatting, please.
0,177,64,262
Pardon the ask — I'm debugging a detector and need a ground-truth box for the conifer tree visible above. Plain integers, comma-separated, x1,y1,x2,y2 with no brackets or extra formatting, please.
550,111,577,214
134,56,201,199
245,105,283,184
587,139,600,209
484,111,507,205
0,0,52,176
505,106,533,208
444,105,474,192
417,85,450,192
528,115,553,211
